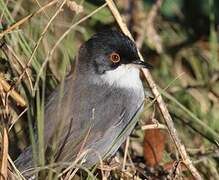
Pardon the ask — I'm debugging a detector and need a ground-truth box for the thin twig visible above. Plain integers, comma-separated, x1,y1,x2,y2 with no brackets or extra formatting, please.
105,0,202,179
141,123,167,130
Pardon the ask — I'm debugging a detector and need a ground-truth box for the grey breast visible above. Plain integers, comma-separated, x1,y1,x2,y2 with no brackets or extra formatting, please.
43,71,145,167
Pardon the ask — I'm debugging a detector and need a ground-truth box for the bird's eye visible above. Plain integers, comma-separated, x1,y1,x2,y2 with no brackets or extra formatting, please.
110,52,120,63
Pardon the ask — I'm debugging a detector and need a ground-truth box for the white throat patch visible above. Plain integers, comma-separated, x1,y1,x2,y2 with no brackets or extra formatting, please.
99,65,142,89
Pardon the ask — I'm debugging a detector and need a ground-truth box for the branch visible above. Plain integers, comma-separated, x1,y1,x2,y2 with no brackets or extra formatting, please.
0,75,26,107
105,0,202,179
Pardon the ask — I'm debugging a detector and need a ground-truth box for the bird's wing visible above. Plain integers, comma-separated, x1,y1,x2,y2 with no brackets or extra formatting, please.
43,76,144,165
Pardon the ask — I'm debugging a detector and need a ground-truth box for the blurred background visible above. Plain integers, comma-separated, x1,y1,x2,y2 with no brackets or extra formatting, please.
0,0,219,179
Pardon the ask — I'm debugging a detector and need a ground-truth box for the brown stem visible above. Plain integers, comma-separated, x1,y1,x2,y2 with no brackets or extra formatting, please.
0,125,8,180
105,0,202,179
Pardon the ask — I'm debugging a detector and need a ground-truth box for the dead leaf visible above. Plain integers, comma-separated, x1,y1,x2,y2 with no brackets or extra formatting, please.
143,128,167,168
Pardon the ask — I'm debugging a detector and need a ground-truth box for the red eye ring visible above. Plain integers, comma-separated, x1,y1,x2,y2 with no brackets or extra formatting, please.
110,52,120,63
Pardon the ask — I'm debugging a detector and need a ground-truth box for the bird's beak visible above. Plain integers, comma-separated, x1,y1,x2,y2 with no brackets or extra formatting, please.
131,59,153,69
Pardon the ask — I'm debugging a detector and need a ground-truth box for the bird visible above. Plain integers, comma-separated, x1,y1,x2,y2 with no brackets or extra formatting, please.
15,29,152,177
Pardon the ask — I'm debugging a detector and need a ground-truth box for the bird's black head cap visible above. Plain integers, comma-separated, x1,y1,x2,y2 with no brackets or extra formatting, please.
77,30,151,74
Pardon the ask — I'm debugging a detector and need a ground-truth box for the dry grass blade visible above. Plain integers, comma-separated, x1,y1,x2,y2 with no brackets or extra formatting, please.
64,127,92,180
144,0,163,53
136,0,163,51
57,150,88,178
1,43,33,94
122,137,129,171
0,0,58,39
0,125,8,180
0,75,26,107
33,0,50,18
8,155,26,180
105,0,202,179
9,107,28,131
33,3,107,93
10,0,67,97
